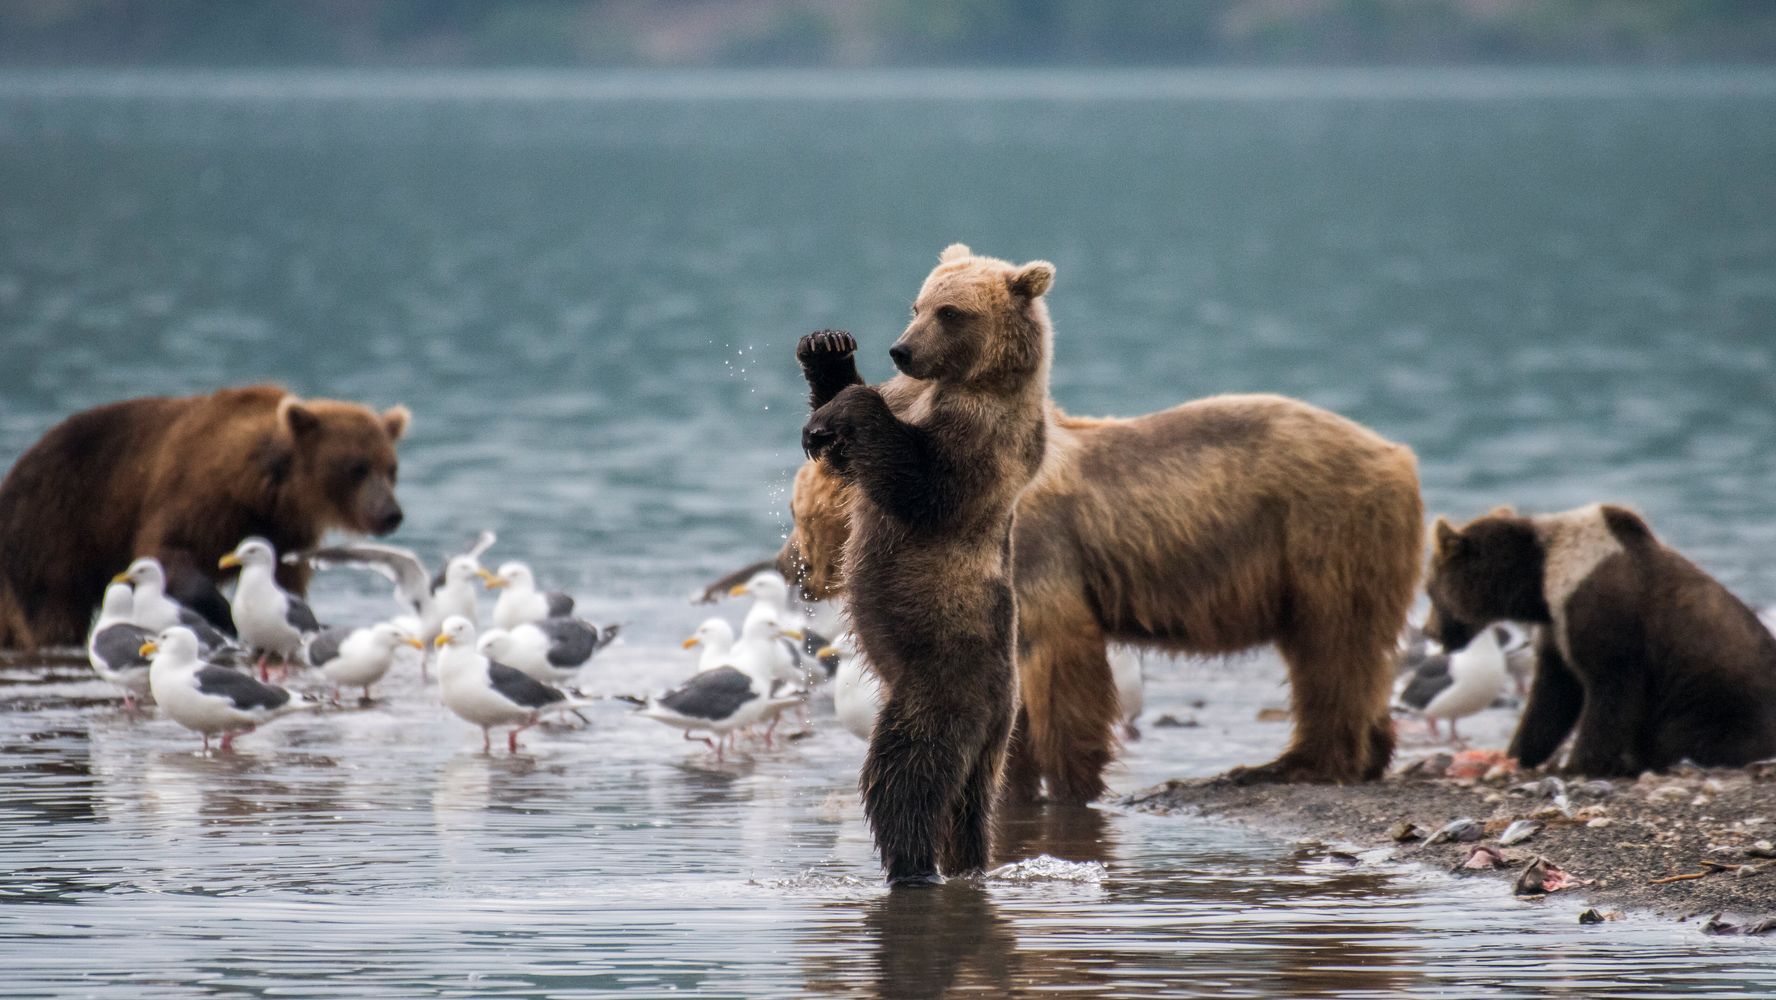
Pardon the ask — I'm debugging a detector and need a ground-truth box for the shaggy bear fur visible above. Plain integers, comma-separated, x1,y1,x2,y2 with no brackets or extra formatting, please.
1426,503,1776,776
783,300,1423,804
801,244,1052,884
0,385,409,650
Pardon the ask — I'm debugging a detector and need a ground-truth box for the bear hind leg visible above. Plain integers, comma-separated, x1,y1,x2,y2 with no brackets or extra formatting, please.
1017,607,1116,804
861,700,969,886
940,723,1011,877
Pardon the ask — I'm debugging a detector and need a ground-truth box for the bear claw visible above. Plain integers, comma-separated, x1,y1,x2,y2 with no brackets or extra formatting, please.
797,329,857,362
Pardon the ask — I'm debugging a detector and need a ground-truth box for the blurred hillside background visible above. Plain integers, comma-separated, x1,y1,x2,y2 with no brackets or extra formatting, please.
4,0,1776,68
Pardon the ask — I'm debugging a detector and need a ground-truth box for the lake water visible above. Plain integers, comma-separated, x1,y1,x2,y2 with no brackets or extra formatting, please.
1,68,1774,996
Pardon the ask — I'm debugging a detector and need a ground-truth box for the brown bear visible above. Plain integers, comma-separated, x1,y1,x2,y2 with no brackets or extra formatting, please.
785,293,1423,804
800,244,1053,884
0,385,409,651
1425,503,1776,776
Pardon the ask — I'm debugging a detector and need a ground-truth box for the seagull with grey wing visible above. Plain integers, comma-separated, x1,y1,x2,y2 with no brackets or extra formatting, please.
221,538,324,680
145,626,315,752
87,582,155,710
112,557,237,655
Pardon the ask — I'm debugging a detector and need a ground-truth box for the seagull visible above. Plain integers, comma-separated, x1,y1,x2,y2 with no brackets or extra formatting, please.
305,622,423,703
1110,645,1145,741
144,626,313,752
636,613,802,760
112,557,236,652
434,615,587,753
289,530,496,642
220,538,323,678
87,582,155,710
485,561,576,630
818,635,883,743
476,619,619,685
1394,626,1509,745
728,569,838,683
682,617,736,671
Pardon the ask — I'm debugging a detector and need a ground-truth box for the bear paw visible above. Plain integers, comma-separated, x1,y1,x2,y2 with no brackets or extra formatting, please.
802,384,884,467
797,329,857,365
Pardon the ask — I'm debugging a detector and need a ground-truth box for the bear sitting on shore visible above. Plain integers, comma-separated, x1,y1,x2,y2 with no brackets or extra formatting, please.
801,244,1052,884
0,385,409,651
1425,503,1776,776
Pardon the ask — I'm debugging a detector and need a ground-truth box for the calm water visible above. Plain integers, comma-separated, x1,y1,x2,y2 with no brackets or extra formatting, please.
1,68,1774,996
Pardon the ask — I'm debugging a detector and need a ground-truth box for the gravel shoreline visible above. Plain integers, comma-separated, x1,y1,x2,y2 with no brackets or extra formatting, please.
1115,753,1776,935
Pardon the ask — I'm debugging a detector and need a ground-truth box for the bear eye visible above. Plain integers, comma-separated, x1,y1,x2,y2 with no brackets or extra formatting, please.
936,305,964,323
347,461,371,483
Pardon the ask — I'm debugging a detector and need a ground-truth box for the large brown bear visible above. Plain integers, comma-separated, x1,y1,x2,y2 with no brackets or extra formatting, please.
0,385,409,651
784,292,1424,803
801,244,1052,885
1425,503,1776,776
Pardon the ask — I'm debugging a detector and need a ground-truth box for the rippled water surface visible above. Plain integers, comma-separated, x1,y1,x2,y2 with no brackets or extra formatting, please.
2,69,1775,996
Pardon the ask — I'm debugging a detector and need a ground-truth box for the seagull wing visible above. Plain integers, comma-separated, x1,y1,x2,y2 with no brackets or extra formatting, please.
299,543,433,613
658,666,757,721
305,626,351,668
1397,655,1452,711
487,661,566,709
545,591,576,618
195,665,292,711
284,595,322,634
533,618,597,667
92,623,154,672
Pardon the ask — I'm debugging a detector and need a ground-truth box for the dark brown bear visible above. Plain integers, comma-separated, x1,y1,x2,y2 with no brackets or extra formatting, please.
1426,503,1776,776
776,336,1423,803
800,244,1053,885
0,385,409,650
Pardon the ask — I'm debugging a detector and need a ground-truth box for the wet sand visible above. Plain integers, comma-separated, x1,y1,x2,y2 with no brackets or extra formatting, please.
1118,754,1776,935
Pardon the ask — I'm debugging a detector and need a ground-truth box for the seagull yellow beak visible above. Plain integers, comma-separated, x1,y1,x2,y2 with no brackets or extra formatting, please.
782,628,805,641
112,571,132,584
138,640,158,656
433,634,451,648
728,584,749,597
815,646,839,659
403,637,425,650
681,636,700,649
218,553,243,570
479,569,504,589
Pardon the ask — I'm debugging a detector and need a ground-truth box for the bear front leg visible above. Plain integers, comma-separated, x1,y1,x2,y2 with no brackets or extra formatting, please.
1563,670,1646,777
804,385,956,527
861,699,970,887
796,329,865,410
1507,639,1584,769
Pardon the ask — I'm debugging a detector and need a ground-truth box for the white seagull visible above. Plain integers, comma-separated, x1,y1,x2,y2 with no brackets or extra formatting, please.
305,622,424,702
728,569,838,685
486,561,576,631
1394,626,1509,745
144,626,313,752
87,582,155,710
112,557,235,651
476,619,620,685
434,616,586,753
220,538,323,677
682,617,736,671
637,613,803,760
818,634,883,743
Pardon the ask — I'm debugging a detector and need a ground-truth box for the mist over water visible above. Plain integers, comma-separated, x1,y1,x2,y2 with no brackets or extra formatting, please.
2,69,1774,996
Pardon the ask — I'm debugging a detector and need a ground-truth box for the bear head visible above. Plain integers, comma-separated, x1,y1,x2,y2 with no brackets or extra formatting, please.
274,395,410,537
888,243,1056,390
1423,505,1550,650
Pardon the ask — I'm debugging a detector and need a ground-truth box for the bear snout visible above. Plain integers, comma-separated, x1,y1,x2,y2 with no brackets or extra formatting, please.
887,342,914,374
371,504,404,535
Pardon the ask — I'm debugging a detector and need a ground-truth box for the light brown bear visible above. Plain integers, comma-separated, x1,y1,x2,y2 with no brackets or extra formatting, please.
1425,504,1776,776
801,244,1052,884
0,385,409,650
789,272,1424,802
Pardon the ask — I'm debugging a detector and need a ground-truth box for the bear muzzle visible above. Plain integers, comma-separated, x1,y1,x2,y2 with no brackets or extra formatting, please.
887,342,916,376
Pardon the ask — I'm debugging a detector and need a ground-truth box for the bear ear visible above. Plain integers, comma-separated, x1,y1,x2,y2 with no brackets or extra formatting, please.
1600,504,1654,545
381,405,411,442
1486,504,1516,518
1433,517,1463,559
939,243,972,263
1009,260,1055,299
277,396,321,439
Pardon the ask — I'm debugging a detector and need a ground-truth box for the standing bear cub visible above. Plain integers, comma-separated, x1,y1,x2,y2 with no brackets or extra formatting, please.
0,385,409,651
801,244,1052,885
1426,503,1776,776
